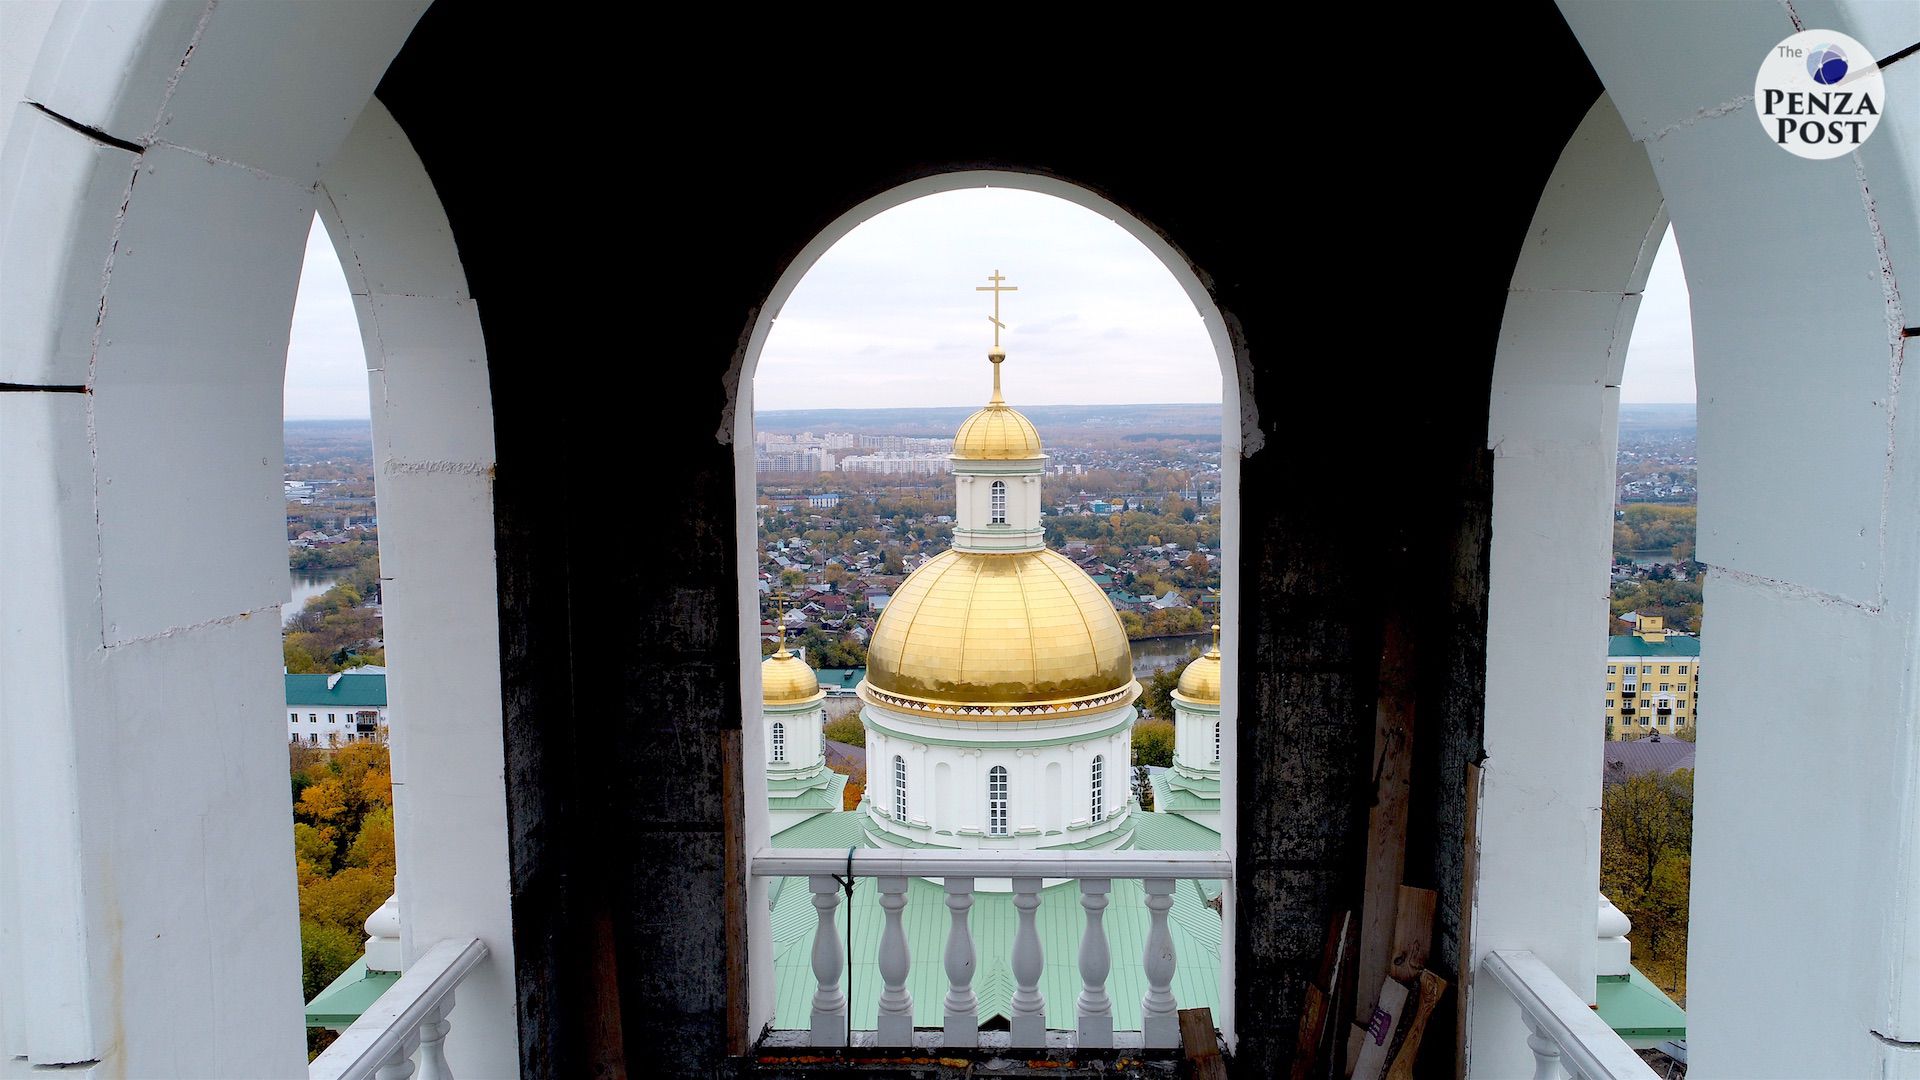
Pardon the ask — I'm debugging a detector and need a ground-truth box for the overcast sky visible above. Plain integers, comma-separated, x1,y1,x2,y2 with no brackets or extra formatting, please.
1618,226,1696,403
282,203,1695,419
284,221,366,420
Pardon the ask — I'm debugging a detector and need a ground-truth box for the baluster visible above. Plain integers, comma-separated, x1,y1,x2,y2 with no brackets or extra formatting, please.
1076,877,1113,1047
1140,878,1179,1048
1009,876,1047,1047
942,876,978,1045
875,876,915,1046
414,994,453,1080
809,875,847,1045
1523,1015,1565,1080
372,1031,420,1080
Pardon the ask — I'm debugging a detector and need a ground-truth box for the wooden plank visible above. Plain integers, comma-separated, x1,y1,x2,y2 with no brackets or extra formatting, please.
1180,1007,1229,1080
1344,1023,1366,1079
1294,910,1353,1080
1292,984,1330,1080
1354,612,1418,1028
1350,977,1410,1080
721,728,748,1056
1385,970,1449,1080
1389,886,1438,982
1456,761,1483,1080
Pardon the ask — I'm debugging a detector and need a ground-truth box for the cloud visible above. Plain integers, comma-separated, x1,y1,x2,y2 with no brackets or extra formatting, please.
754,188,1224,410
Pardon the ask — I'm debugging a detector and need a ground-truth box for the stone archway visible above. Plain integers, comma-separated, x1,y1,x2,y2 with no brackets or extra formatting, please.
727,172,1252,1045
0,4,484,1073
1481,4,1920,1072
1478,92,1667,1078
314,99,517,1075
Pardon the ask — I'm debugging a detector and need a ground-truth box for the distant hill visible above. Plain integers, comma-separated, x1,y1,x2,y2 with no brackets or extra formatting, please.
1617,403,1695,434
755,403,1223,438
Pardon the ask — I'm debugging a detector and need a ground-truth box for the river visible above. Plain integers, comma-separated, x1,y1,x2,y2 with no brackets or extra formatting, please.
1131,632,1212,678
285,569,345,626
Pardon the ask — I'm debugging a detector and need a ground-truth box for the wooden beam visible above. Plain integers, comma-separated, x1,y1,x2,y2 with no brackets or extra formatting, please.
1180,1007,1229,1080
1294,910,1353,1080
1354,612,1418,1028
1456,761,1483,1080
722,727,748,1056
1389,886,1438,983
1386,970,1448,1080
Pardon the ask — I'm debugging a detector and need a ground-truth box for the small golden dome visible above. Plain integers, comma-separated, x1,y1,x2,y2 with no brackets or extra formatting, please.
864,548,1134,707
1173,628,1223,705
953,348,1044,461
953,404,1044,461
762,648,823,705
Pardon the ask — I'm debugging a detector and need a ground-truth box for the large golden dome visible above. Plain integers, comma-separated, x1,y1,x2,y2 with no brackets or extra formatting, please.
762,647,823,705
864,549,1135,709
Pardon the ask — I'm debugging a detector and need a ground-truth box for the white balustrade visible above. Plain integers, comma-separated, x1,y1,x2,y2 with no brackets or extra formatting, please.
1483,949,1659,1080
1009,875,1047,1046
875,876,915,1046
310,937,488,1080
1139,877,1179,1048
1076,877,1114,1047
749,848,1232,1050
942,876,978,1045
808,875,847,1045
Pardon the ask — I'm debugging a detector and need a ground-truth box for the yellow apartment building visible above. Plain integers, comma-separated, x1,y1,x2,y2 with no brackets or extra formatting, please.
1605,615,1700,740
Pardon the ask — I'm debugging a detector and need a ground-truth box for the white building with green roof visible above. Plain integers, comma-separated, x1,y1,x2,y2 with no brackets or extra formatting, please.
285,669,389,747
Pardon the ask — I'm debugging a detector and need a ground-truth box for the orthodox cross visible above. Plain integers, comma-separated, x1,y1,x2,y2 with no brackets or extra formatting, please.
976,270,1018,348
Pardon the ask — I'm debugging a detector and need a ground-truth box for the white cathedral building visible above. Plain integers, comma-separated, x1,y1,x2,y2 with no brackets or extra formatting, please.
761,346,1223,849
754,345,1226,1032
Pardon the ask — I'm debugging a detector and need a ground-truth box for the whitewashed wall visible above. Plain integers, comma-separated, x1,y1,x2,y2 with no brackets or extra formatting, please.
0,4,428,1074
861,702,1136,851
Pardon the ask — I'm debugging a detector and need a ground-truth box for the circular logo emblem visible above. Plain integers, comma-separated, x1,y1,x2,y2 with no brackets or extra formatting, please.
1755,30,1885,159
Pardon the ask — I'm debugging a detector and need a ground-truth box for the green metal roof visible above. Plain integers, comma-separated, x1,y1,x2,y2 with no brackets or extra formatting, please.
285,672,388,708
1595,968,1686,1049
1148,772,1217,815
774,773,849,811
1606,636,1701,658
304,955,398,1028
772,810,876,848
817,668,865,691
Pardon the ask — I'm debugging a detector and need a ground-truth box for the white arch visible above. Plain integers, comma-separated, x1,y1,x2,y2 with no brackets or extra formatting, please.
0,4,521,1073
1478,93,1668,1078
727,172,1248,1043
1488,2,1920,1072
315,99,518,1075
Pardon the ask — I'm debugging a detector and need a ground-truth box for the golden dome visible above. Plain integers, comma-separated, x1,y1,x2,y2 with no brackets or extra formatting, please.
864,548,1135,708
952,348,1044,461
953,404,1044,461
1173,632,1223,706
762,648,823,705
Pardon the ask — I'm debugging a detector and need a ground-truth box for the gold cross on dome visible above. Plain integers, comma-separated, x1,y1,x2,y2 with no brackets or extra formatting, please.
976,270,1019,348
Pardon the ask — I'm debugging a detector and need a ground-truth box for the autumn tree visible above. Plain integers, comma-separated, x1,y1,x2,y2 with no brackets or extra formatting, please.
1600,769,1693,998
290,740,397,1016
1132,719,1176,768
823,714,866,747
